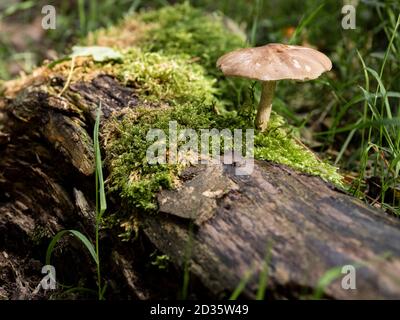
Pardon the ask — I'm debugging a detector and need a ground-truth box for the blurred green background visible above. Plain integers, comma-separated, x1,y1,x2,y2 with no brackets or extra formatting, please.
1,0,399,213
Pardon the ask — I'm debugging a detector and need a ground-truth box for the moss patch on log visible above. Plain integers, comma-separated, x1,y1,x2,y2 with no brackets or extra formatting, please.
105,102,343,212
100,4,343,212
87,2,247,109
137,3,246,74
113,48,218,106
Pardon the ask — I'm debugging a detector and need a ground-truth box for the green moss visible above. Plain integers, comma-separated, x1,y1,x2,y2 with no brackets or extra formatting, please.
107,102,342,212
137,3,248,108
138,2,246,75
113,48,218,106
105,50,342,212
86,3,248,109
84,4,343,212
150,252,171,270
106,102,218,211
106,48,223,211
253,115,343,186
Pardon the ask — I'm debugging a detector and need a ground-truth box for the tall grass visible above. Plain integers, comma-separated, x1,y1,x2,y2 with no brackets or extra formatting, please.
356,11,400,211
322,4,400,214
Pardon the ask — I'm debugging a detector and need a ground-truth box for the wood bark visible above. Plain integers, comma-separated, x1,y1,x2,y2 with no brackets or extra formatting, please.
1,74,400,300
152,161,400,299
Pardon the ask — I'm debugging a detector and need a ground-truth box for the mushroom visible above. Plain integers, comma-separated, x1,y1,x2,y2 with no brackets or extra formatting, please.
216,43,332,132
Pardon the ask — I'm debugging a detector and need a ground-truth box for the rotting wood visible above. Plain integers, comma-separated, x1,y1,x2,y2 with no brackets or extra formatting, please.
1,73,400,300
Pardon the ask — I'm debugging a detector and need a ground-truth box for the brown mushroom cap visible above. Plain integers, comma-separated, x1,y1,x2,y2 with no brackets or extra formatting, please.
216,43,332,81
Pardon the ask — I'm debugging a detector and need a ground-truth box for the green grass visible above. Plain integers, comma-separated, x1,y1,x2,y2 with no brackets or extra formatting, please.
320,3,400,214
354,12,400,212
46,105,107,300
228,241,272,300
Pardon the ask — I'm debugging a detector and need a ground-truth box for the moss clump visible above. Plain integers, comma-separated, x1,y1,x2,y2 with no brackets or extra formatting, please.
106,103,218,211
86,18,152,49
113,48,218,106
104,47,221,211
100,4,343,211
86,2,247,108
138,2,248,108
253,115,343,186
105,48,342,211
138,2,246,75
107,101,342,212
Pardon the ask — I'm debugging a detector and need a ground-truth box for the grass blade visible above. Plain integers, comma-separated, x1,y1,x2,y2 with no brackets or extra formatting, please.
256,241,273,300
313,266,343,300
289,2,326,45
94,106,107,216
229,269,254,300
46,230,98,266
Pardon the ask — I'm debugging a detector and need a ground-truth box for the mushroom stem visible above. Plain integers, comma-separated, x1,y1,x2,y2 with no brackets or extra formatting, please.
255,81,276,132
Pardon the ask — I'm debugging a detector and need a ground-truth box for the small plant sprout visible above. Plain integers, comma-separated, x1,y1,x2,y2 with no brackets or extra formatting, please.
217,43,332,132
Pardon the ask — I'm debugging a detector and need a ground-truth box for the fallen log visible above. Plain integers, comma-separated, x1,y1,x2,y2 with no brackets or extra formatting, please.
1,3,400,299
0,75,150,300
1,71,400,300
150,161,400,299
